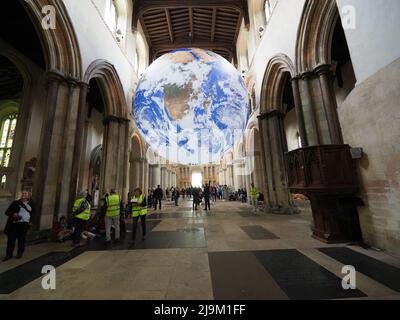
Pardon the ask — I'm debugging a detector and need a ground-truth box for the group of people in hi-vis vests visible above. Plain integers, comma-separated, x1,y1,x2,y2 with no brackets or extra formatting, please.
70,187,148,247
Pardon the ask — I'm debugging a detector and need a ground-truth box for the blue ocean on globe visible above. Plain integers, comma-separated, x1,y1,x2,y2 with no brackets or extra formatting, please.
134,48,250,165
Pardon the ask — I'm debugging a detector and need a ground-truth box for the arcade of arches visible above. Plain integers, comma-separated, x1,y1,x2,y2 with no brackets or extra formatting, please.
0,0,400,300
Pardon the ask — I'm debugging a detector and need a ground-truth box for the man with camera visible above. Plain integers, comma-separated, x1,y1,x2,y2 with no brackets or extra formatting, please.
2,190,36,261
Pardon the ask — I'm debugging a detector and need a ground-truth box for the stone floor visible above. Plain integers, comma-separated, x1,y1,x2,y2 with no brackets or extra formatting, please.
1,199,400,300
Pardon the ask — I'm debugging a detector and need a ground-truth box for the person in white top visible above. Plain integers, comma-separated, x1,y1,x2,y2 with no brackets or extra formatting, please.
3,190,36,261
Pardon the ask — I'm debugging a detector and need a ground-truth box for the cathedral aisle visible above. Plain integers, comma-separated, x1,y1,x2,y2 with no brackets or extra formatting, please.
1,200,400,300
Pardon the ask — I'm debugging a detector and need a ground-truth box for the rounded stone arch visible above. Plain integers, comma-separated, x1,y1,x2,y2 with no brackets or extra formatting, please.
84,60,128,118
235,141,245,160
131,132,145,158
21,0,82,78
0,42,42,197
245,124,261,155
226,151,234,164
295,0,339,74
146,148,158,165
260,54,295,113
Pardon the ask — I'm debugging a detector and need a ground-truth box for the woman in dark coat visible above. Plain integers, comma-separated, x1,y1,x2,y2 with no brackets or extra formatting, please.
3,190,35,261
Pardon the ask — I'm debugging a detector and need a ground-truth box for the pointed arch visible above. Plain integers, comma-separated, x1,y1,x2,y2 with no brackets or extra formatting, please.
131,132,145,158
22,0,82,78
84,59,128,118
260,54,295,113
295,0,339,74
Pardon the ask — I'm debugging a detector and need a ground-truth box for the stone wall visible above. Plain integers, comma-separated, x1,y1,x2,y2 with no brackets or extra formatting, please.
339,57,400,257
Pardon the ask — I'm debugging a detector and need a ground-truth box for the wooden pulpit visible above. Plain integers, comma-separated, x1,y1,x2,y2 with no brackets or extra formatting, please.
285,145,362,243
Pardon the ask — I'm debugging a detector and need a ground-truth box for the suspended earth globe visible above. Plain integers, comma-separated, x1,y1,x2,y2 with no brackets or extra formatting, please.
134,48,250,165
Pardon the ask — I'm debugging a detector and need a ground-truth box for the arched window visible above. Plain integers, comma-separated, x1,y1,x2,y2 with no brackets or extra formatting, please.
264,0,272,22
0,113,18,168
104,0,118,33
264,0,278,25
136,31,147,76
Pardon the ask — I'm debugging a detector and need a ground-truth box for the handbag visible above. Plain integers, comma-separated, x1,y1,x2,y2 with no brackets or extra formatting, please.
4,217,12,235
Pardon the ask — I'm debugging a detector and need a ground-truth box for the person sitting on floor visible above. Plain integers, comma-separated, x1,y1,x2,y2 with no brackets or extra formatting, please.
52,216,73,242
81,230,96,241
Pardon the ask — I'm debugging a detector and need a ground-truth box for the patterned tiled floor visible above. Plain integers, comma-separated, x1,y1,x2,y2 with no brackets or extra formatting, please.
1,199,400,300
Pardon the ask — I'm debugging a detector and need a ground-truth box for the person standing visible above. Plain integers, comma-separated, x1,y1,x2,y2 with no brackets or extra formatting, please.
250,183,258,213
212,186,217,202
104,188,121,244
203,184,211,211
174,188,180,206
3,190,36,261
130,188,148,243
192,187,199,211
71,191,91,247
154,185,163,210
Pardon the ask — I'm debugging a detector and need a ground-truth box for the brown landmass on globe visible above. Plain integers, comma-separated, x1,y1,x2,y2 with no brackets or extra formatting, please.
164,81,193,121
167,48,218,64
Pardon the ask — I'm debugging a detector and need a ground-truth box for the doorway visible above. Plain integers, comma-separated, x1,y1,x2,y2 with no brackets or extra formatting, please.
191,172,203,187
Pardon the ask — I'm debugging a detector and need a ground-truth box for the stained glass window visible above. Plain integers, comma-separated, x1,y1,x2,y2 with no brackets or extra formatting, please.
0,113,18,167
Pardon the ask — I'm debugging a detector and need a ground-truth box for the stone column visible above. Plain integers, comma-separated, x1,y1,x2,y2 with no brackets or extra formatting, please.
101,119,119,193
257,113,272,207
315,64,343,145
135,159,142,190
142,158,149,195
152,164,161,188
240,163,246,188
222,168,227,185
226,164,233,187
290,77,308,147
148,165,153,190
299,72,321,146
129,158,134,192
233,161,241,189
161,166,167,193
254,150,265,195
258,111,297,214
68,81,89,208
121,120,130,203
56,78,82,219
34,72,82,229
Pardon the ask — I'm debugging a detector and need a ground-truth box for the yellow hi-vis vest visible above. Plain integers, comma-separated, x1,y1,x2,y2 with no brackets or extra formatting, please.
73,197,91,221
106,194,121,217
250,187,258,198
131,194,147,217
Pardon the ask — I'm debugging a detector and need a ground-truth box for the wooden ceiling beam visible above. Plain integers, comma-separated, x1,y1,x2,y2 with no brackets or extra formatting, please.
173,25,190,31
189,7,194,41
172,20,190,27
133,0,249,28
165,8,174,43
133,1,249,65
147,24,170,32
